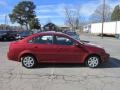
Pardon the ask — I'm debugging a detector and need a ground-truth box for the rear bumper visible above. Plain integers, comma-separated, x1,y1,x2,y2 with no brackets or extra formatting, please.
7,52,18,62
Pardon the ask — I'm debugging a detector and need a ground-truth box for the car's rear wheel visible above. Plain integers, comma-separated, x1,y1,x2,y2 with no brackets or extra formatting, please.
86,55,100,68
21,55,37,68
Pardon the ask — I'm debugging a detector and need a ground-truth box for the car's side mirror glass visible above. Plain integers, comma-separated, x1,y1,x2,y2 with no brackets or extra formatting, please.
74,43,80,47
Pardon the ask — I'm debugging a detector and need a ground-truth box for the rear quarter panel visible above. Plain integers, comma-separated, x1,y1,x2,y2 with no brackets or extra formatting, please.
8,42,26,61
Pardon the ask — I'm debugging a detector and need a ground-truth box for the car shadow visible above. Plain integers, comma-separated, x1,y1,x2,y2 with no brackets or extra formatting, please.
99,57,120,68
35,57,120,69
37,63,85,68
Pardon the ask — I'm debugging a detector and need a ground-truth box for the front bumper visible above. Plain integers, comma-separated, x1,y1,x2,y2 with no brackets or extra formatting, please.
101,53,110,63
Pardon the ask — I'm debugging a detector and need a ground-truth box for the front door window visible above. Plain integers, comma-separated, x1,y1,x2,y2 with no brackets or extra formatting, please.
54,36,74,46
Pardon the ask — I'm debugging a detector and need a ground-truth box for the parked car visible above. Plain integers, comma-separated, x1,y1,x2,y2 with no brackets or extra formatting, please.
63,31,80,41
7,32,109,68
16,30,33,40
32,29,42,34
0,30,17,41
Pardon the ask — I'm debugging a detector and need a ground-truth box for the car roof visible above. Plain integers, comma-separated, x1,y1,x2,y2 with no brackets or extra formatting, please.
40,31,73,37
29,31,64,36
20,31,80,44
23,31,70,40
40,31,62,34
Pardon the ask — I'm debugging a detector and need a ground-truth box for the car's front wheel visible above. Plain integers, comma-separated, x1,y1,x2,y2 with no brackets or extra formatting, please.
21,55,37,68
86,55,100,68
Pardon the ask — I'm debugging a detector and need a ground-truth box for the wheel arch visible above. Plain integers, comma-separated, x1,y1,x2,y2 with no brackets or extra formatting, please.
84,53,101,64
18,52,38,63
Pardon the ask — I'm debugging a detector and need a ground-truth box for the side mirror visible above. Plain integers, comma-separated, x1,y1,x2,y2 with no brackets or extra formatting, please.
74,43,80,47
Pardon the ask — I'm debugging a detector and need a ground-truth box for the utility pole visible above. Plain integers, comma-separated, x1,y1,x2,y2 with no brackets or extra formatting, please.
4,15,7,30
101,0,105,39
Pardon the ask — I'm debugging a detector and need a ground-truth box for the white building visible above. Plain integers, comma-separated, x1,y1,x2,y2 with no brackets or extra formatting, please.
83,21,120,35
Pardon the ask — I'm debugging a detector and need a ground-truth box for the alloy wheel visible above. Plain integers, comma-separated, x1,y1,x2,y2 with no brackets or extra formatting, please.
21,55,37,68
86,56,100,68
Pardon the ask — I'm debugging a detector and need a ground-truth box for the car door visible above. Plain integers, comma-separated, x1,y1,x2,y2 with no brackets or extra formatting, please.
53,35,84,63
27,34,57,62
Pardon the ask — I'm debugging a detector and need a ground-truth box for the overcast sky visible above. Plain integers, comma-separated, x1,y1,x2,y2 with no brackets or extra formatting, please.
0,0,120,26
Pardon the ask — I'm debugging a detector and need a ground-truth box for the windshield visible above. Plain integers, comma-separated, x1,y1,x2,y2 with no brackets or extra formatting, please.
0,31,7,34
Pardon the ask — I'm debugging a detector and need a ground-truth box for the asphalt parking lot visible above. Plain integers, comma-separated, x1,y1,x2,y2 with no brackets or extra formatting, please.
0,34,120,90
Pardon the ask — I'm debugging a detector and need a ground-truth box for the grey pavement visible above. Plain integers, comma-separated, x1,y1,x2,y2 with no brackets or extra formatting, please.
0,34,120,90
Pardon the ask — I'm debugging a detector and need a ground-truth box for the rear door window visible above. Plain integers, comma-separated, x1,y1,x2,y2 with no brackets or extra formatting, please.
29,35,53,44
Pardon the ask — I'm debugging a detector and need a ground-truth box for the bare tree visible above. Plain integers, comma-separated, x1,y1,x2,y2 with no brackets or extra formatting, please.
89,4,112,23
64,6,81,31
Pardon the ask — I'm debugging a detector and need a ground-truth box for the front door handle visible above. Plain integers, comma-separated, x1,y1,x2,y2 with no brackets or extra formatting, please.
34,46,38,48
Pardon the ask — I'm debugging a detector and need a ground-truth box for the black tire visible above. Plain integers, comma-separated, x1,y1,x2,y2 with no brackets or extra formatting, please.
21,55,37,68
85,55,100,68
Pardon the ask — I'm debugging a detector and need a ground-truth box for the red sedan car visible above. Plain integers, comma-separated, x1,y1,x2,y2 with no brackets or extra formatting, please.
7,32,109,68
